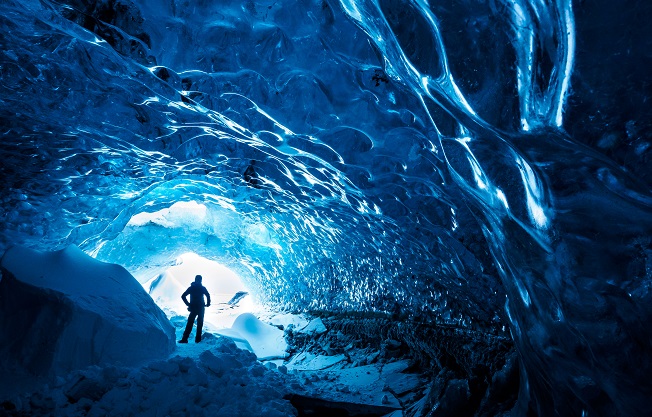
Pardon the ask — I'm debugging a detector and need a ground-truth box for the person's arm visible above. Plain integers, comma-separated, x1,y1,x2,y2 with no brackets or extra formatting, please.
204,287,211,307
181,288,190,306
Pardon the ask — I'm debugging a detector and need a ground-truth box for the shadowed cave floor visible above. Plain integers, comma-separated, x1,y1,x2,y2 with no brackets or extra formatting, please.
1,309,518,417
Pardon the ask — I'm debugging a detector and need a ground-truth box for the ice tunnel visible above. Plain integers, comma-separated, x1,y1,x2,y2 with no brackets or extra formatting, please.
1,0,651,415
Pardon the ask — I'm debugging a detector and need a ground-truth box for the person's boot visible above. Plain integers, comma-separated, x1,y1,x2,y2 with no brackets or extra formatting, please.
195,334,202,343
179,338,188,344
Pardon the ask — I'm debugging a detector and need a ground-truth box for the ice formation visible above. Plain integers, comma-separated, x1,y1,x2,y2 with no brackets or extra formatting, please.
0,245,174,383
1,0,651,415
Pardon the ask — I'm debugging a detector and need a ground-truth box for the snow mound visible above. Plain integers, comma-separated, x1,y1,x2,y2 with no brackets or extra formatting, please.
5,337,297,417
216,313,289,360
0,245,175,380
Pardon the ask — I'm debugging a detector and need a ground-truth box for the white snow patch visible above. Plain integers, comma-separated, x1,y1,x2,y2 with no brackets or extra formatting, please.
291,359,417,410
262,312,311,330
309,363,402,409
300,318,327,335
215,313,289,360
286,352,347,371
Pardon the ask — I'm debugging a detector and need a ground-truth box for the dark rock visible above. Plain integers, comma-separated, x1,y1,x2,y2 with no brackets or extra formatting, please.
477,351,519,416
425,378,472,417
285,393,401,417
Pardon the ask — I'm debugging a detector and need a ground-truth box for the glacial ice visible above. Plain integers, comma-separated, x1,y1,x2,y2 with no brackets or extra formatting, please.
0,245,175,381
1,0,651,415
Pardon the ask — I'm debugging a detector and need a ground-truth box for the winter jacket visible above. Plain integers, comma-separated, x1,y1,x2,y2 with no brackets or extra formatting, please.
182,282,211,311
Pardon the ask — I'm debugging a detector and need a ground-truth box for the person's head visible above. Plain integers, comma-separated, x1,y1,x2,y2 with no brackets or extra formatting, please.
195,275,202,283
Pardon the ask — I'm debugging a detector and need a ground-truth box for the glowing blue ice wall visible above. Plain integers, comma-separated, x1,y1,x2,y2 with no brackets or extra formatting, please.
340,0,652,415
1,0,651,415
0,0,497,327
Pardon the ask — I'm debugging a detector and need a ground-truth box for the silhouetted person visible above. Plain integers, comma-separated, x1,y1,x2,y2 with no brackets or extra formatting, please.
244,160,261,188
179,275,211,343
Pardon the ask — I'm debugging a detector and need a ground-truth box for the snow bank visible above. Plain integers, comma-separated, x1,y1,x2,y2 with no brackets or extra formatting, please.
5,337,297,417
0,245,175,380
216,313,289,360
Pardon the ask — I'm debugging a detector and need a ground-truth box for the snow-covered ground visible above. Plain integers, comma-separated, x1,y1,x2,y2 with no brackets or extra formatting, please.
4,335,297,417
164,295,416,416
0,246,427,416
2,298,421,416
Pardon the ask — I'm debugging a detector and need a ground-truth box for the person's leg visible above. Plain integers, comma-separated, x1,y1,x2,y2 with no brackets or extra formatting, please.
181,312,197,342
195,308,205,342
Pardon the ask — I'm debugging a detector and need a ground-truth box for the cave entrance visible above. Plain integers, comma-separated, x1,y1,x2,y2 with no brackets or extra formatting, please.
142,252,258,330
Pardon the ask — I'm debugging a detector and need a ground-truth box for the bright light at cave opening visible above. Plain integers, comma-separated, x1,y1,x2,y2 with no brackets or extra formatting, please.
143,252,259,329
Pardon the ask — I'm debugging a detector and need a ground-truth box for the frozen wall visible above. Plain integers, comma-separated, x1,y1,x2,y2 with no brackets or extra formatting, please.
0,245,175,379
0,0,651,415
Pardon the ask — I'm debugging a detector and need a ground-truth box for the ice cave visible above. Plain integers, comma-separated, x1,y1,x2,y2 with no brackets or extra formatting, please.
0,0,651,416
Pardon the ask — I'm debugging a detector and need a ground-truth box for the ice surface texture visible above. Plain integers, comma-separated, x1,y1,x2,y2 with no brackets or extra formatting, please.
0,0,651,415
0,245,175,378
